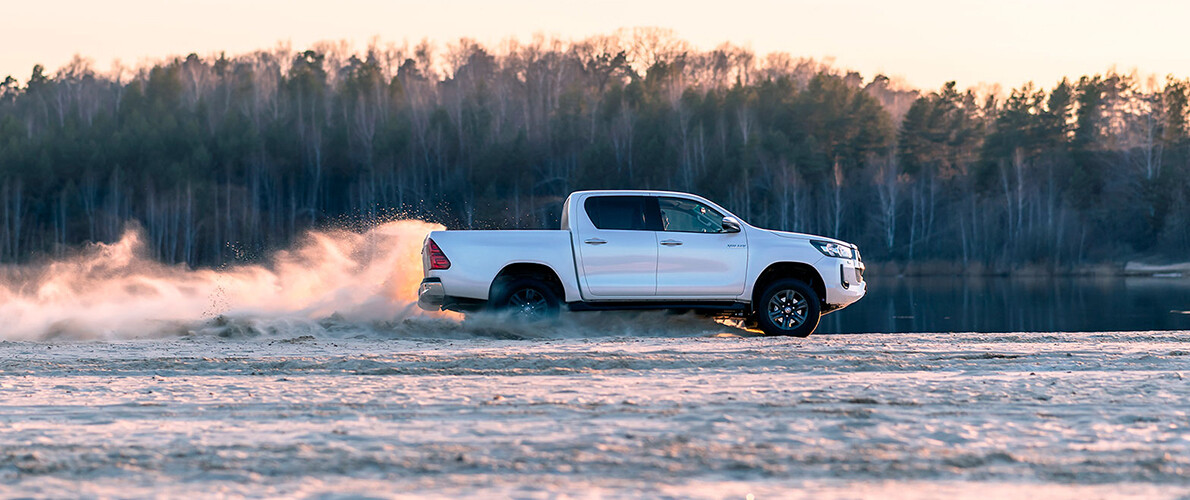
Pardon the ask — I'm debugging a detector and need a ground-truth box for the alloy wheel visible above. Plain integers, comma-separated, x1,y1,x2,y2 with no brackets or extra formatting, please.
508,288,549,319
767,289,808,330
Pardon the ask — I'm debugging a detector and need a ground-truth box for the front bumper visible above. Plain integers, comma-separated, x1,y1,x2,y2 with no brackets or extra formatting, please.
417,278,445,311
821,259,866,309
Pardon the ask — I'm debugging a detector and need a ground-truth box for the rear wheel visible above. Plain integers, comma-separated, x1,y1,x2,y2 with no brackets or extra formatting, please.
492,277,561,321
754,279,821,337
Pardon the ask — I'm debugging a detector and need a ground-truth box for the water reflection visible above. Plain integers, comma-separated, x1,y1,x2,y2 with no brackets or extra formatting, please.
820,276,1190,333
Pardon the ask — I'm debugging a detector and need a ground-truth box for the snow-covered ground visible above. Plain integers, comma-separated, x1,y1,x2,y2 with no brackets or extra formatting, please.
3,320,1190,499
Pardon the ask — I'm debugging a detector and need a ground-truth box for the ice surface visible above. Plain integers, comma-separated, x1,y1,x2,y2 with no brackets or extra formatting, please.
3,327,1190,498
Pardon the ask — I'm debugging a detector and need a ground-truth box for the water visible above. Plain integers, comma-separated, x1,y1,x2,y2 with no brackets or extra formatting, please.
821,275,1190,334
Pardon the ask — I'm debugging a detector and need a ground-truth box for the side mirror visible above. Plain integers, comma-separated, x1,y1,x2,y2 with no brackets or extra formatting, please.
721,216,741,233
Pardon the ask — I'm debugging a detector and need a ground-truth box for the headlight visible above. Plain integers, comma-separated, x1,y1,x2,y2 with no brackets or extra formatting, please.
811,240,854,259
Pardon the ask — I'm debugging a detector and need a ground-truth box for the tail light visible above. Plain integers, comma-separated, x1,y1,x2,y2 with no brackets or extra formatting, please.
426,238,451,270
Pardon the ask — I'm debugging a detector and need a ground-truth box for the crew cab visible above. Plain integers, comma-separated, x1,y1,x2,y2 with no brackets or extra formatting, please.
417,190,865,337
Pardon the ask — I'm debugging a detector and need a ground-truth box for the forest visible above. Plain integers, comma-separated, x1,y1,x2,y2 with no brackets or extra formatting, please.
0,29,1187,270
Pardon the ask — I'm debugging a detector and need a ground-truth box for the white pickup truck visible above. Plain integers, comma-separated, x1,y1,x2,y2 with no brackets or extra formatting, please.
417,190,866,337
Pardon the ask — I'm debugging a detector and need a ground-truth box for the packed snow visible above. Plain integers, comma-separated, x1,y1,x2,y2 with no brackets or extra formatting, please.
2,325,1190,498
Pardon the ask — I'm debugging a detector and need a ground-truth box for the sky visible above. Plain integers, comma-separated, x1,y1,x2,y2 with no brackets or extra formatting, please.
3,0,1189,91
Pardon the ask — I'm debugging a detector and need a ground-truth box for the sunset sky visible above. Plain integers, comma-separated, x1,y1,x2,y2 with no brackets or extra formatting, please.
4,0,1188,91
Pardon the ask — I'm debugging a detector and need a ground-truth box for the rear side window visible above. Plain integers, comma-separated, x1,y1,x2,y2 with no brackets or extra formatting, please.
584,196,659,230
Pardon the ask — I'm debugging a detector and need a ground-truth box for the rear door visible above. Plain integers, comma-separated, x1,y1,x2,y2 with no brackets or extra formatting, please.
575,195,659,297
654,196,748,297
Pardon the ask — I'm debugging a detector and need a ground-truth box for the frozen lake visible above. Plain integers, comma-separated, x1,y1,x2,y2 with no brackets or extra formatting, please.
3,323,1189,498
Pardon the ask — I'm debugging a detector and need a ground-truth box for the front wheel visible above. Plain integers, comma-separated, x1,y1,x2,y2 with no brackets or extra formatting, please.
492,277,561,321
755,279,821,337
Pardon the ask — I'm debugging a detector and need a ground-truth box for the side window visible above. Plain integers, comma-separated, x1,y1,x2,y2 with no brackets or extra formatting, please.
584,196,658,231
658,197,725,233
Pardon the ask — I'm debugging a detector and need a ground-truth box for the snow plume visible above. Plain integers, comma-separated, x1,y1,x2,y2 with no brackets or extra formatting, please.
0,220,447,340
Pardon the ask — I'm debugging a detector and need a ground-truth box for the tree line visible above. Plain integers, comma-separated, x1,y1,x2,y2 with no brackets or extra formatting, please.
0,29,1187,269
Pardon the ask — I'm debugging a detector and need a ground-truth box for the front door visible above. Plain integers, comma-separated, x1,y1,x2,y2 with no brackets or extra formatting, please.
654,196,748,297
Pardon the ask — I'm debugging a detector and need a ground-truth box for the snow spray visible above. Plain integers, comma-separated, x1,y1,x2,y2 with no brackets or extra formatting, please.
0,220,447,340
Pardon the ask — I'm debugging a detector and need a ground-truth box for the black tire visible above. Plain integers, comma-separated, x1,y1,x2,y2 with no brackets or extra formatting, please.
492,277,561,321
754,279,821,337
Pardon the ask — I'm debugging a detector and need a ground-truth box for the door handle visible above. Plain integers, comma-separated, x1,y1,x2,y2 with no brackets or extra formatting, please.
584,238,607,245
660,239,683,246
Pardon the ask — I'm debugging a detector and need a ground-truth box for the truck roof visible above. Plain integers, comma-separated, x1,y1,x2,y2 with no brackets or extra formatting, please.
567,189,711,198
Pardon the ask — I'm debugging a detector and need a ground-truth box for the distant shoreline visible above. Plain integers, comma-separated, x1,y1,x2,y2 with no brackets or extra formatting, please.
865,261,1190,278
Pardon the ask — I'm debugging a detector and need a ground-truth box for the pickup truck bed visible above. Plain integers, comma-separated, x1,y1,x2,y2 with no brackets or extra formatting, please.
419,230,581,308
